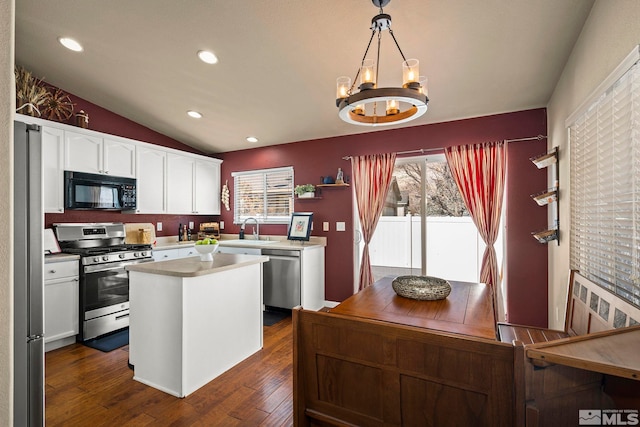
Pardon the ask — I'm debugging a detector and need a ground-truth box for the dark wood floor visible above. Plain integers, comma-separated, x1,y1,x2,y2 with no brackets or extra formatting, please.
45,317,294,426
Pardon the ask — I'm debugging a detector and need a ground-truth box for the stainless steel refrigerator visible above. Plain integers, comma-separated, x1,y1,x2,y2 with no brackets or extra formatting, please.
13,121,44,426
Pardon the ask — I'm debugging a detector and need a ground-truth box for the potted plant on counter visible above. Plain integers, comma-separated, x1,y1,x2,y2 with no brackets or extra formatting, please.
294,184,316,198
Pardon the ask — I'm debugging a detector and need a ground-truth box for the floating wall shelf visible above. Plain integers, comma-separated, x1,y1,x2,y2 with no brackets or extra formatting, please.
530,147,559,245
316,183,350,188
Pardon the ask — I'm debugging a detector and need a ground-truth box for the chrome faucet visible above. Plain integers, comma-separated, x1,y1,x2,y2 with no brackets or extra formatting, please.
241,217,260,240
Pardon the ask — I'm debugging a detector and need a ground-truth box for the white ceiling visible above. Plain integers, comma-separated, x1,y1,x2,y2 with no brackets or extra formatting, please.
15,0,594,154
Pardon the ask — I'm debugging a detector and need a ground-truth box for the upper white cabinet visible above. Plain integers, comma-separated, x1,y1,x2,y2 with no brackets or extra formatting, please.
195,160,221,215
104,138,136,178
136,145,167,213
64,131,136,178
167,154,195,214
16,114,222,215
42,126,65,213
166,155,222,215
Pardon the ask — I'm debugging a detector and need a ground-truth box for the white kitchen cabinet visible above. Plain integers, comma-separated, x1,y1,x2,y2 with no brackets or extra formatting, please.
152,247,182,261
44,258,79,352
167,154,195,214
167,155,222,215
64,130,135,177
136,145,167,213
218,246,262,256
64,130,102,174
103,138,136,178
179,246,198,258
42,126,65,213
152,245,199,261
194,160,221,215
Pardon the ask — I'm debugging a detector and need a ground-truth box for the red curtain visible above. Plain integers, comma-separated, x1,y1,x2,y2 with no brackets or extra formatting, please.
351,153,397,290
444,142,506,292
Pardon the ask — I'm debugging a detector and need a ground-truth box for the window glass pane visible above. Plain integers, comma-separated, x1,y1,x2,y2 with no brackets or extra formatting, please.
232,167,293,224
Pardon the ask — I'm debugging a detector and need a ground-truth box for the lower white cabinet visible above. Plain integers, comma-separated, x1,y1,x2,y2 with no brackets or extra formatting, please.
152,245,198,261
217,246,262,256
44,258,79,351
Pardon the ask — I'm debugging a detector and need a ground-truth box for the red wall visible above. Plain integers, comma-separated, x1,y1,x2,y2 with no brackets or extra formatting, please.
43,92,219,238
505,140,550,326
220,109,549,325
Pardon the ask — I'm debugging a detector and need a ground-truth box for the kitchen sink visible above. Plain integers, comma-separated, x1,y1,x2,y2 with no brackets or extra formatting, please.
219,239,279,246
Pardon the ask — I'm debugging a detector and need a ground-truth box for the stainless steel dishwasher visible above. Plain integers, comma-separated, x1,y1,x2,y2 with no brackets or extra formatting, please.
261,248,301,309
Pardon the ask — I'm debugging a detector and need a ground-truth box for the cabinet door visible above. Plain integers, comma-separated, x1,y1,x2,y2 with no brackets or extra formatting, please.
152,248,182,261
103,138,136,178
167,154,195,214
136,146,166,213
42,126,65,213
179,246,198,258
64,130,103,174
44,276,79,343
194,160,221,215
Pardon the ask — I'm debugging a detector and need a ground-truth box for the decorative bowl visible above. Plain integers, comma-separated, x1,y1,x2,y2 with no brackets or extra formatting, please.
392,275,452,301
194,243,219,261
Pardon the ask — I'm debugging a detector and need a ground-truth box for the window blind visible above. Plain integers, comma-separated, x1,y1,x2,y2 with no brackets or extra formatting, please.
232,167,293,224
569,60,640,308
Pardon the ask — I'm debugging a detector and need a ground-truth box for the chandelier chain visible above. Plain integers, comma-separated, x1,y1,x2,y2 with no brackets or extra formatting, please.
388,28,409,63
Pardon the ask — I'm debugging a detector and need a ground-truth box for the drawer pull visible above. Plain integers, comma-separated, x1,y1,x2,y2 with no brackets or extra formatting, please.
115,313,130,321
48,270,56,274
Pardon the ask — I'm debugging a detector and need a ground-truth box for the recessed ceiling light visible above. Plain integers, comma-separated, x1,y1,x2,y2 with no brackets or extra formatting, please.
197,50,218,64
187,110,202,119
58,37,83,52
246,136,258,143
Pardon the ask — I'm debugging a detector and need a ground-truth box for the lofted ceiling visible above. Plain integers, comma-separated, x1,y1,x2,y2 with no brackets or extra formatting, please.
15,0,594,154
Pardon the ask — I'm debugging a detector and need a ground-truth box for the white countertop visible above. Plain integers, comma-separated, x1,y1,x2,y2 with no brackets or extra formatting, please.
126,253,268,278
153,234,326,251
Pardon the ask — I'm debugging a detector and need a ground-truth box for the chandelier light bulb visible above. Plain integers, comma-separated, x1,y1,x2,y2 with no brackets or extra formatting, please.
336,76,351,99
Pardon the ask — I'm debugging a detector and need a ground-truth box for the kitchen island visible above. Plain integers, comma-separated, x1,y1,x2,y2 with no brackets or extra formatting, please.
126,252,268,398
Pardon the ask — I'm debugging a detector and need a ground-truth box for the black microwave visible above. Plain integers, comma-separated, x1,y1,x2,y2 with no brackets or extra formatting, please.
64,171,137,211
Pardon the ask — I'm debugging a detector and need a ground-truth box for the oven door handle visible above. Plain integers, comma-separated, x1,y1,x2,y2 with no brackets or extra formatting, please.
84,258,153,274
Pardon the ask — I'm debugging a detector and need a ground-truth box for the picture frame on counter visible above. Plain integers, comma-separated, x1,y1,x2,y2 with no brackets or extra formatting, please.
287,212,313,242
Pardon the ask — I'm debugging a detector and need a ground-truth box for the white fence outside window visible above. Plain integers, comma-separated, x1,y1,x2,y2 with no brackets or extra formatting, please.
368,216,491,283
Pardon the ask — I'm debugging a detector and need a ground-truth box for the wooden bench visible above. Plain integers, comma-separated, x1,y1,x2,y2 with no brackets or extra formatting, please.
509,272,640,426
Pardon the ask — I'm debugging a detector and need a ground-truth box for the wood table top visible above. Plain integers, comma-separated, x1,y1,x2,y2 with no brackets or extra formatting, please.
330,276,497,340
526,325,640,381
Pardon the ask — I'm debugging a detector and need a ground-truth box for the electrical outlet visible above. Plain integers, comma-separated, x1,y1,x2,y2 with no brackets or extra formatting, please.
323,222,329,231
189,221,194,229
311,222,314,230
220,221,225,229
336,221,346,231
157,222,162,231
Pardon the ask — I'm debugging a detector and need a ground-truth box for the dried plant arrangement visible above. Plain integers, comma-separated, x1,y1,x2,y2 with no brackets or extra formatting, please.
15,65,48,117
41,87,75,122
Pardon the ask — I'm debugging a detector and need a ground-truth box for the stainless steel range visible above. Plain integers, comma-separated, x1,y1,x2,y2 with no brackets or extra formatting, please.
54,223,154,341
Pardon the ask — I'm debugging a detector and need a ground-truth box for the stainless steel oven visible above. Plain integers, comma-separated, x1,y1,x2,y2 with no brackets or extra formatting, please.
81,257,152,340
54,223,153,341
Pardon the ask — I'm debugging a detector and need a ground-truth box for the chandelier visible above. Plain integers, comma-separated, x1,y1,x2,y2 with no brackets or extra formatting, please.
336,0,429,126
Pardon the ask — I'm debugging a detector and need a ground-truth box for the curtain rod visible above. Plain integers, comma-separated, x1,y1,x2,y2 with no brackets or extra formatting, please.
342,135,547,160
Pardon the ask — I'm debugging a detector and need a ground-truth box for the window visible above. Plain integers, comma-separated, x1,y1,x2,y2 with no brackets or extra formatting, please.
569,51,640,308
232,166,293,224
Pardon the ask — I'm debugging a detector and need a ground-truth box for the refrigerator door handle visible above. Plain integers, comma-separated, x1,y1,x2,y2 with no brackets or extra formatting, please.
26,334,44,343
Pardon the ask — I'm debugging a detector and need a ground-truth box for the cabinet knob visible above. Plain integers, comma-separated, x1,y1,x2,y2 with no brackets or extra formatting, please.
49,270,56,274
